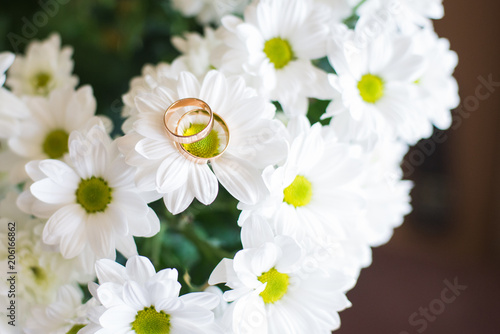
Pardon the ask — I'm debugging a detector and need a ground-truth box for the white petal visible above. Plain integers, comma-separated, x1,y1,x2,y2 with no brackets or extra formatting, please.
38,159,80,185
126,255,156,283
86,213,116,259
232,292,268,334
211,154,266,205
115,235,138,259
208,258,236,286
156,154,190,193
162,184,194,215
250,243,279,275
135,137,175,161
199,71,228,115
42,204,83,245
179,292,219,311
123,281,150,309
99,305,137,329
30,178,75,205
95,259,127,284
177,71,201,98
190,164,218,205
241,215,274,249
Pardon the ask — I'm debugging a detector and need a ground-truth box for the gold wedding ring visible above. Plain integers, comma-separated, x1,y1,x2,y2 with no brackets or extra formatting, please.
164,98,230,164
164,98,214,144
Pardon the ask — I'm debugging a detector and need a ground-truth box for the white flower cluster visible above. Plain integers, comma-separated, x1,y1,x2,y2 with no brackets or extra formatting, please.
0,0,458,333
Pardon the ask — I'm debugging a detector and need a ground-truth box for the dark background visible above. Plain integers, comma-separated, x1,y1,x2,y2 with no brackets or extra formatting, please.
1,0,499,333
338,0,500,333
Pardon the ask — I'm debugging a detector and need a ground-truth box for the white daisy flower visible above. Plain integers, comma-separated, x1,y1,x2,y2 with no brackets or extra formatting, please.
24,284,91,334
117,70,287,214
2,86,110,183
324,26,427,146
7,86,99,160
209,218,354,334
17,120,159,266
171,0,250,25
6,33,78,96
238,123,365,244
0,192,92,329
412,29,459,130
0,52,15,87
215,0,332,113
82,255,221,334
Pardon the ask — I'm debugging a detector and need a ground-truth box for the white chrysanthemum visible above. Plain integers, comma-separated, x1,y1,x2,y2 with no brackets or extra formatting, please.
24,284,91,334
121,63,179,134
0,192,92,329
239,123,365,243
171,0,250,25
215,0,332,113
0,52,15,87
82,255,221,334
117,70,287,214
357,0,444,32
209,218,354,334
171,27,222,80
324,26,427,146
17,121,159,267
2,86,110,183
412,29,459,130
6,33,78,96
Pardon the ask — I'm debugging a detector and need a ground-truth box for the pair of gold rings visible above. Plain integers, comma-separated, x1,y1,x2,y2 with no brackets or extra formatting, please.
163,98,229,164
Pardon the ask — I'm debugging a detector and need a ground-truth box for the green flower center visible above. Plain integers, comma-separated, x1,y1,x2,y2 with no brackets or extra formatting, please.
283,175,313,208
181,123,219,158
131,306,171,334
42,129,69,159
31,72,52,95
357,74,384,103
30,266,47,284
263,37,294,69
75,177,112,213
258,268,290,304
66,324,86,334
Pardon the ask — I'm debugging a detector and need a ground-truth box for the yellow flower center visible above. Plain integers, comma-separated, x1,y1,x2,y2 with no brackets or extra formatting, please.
258,268,290,304
131,306,171,334
283,175,313,208
357,74,384,103
66,324,86,334
75,177,112,213
263,37,294,69
42,129,69,159
31,72,53,95
182,123,220,158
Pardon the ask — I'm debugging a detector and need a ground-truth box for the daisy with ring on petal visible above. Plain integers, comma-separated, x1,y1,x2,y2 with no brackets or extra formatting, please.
117,70,287,214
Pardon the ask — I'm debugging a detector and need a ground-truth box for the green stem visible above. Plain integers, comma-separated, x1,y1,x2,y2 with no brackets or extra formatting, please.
150,220,167,267
177,218,232,265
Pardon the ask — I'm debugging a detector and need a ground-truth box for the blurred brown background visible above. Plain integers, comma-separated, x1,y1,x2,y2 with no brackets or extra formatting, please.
337,0,500,333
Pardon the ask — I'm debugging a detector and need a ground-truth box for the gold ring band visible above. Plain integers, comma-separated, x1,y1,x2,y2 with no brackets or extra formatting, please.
164,98,214,144
175,111,231,164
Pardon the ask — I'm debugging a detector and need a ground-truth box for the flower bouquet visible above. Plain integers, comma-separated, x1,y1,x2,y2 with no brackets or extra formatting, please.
0,0,459,333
